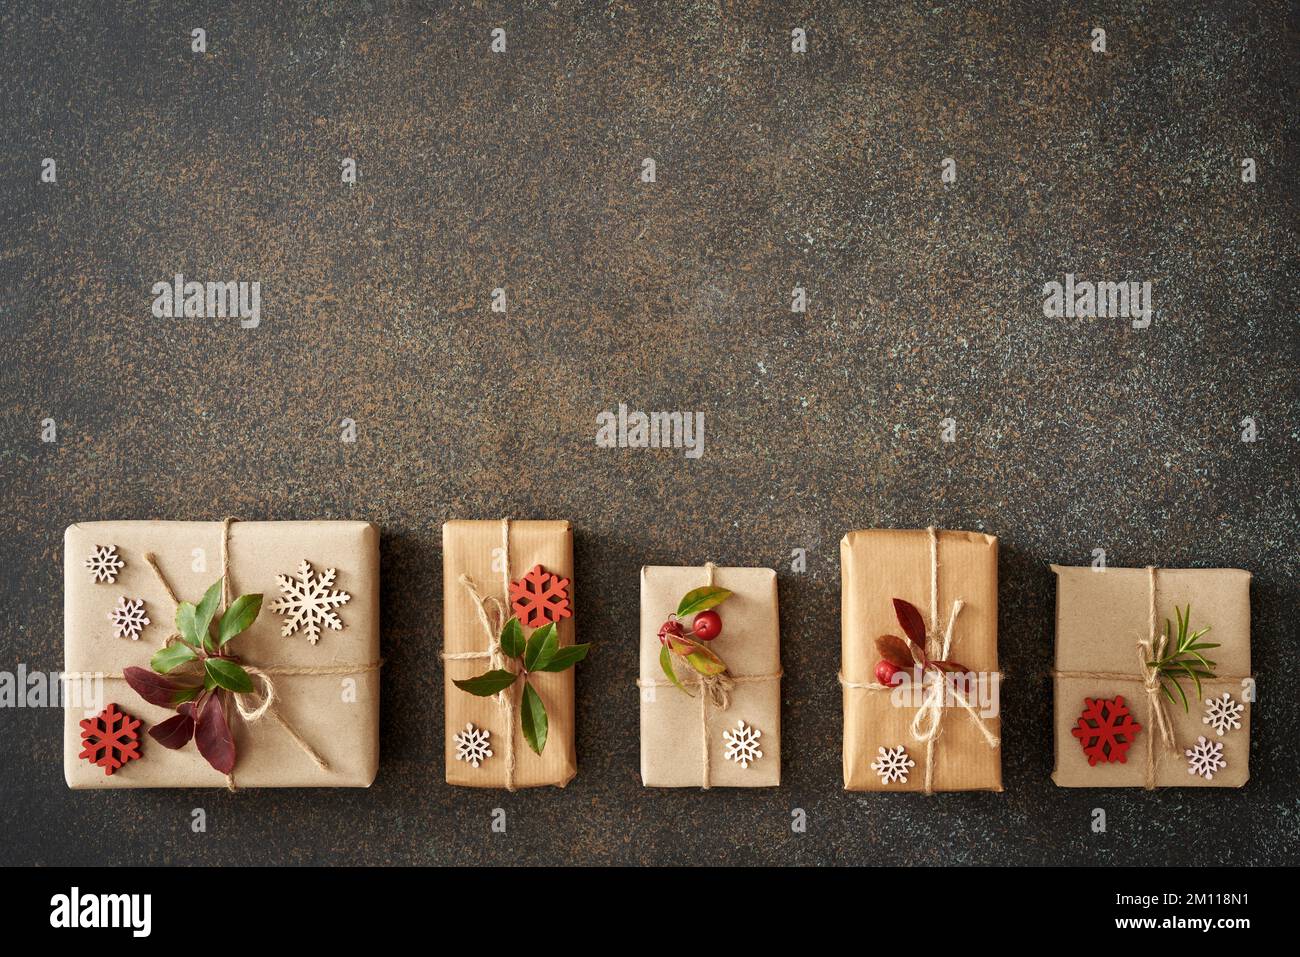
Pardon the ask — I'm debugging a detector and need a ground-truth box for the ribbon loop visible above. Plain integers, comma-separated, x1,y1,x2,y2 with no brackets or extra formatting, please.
234,667,276,722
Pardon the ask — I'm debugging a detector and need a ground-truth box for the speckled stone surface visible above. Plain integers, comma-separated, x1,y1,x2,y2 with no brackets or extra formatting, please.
2,1,1296,865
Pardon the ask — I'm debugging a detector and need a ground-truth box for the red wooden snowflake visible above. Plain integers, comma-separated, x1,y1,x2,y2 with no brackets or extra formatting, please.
78,702,143,775
1071,695,1143,765
509,564,572,628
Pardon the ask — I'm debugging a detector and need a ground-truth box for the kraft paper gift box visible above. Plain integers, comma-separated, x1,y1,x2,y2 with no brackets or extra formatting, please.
1051,565,1252,789
442,519,577,789
841,528,1002,793
639,565,781,788
64,520,381,789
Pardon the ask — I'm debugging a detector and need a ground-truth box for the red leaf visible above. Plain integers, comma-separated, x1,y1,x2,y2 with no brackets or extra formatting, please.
892,598,929,656
194,694,236,774
123,666,186,708
148,703,196,749
930,659,971,673
875,635,916,669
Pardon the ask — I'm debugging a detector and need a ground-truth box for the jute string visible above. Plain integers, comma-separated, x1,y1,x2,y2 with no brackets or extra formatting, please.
1051,566,1248,790
441,518,519,791
838,526,1000,794
634,562,782,789
70,518,383,791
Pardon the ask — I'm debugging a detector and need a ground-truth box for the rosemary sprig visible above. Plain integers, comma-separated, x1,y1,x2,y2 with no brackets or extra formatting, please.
1146,604,1219,712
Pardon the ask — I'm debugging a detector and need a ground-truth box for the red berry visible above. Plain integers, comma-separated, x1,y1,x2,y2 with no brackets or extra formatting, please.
875,660,903,686
658,619,684,646
692,609,722,641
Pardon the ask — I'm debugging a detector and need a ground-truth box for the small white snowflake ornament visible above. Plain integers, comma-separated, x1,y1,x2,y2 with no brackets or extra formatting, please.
270,559,351,644
1202,691,1243,736
85,545,124,584
870,744,916,785
1185,736,1226,780
453,723,493,768
108,597,150,640
721,720,763,769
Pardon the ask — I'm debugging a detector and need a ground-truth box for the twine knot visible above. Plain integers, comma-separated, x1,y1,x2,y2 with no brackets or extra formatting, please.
699,671,734,711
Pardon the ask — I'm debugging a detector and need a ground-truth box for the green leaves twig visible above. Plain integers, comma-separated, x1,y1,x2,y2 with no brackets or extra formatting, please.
453,616,589,755
123,577,264,773
1146,604,1218,712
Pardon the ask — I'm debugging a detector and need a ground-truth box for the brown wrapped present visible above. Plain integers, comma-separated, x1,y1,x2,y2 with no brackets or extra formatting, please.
64,519,381,789
841,528,1002,793
442,519,577,789
1051,565,1252,788
638,564,781,788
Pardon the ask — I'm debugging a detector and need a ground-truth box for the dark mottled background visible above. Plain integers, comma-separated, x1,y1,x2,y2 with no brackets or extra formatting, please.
1,1,1296,866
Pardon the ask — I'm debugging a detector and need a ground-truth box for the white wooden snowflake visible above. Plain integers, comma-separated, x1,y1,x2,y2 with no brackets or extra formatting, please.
108,597,150,640
1202,692,1243,736
721,720,763,769
269,560,351,644
453,723,493,768
1185,736,1226,780
84,545,124,583
870,744,916,785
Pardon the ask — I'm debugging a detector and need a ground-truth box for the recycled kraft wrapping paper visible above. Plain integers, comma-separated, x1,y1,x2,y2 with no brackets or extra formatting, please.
639,565,781,788
442,519,577,789
1051,565,1252,788
841,528,1001,792
64,520,381,789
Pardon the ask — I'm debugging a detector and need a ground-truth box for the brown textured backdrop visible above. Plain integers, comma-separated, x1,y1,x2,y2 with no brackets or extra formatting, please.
1,1,1297,865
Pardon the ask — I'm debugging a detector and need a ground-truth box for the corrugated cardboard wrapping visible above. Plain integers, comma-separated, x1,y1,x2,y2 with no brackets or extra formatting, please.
442,520,577,789
841,528,1002,792
639,565,781,788
1051,565,1252,788
64,520,381,789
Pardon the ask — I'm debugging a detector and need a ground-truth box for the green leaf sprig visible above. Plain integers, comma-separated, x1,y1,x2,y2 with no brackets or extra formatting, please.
656,586,732,697
122,578,264,773
453,616,589,755
1146,604,1219,712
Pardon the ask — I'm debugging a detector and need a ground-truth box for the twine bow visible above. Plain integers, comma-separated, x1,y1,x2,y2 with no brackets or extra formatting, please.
73,517,383,792
635,562,782,789
440,519,520,791
839,526,1001,794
